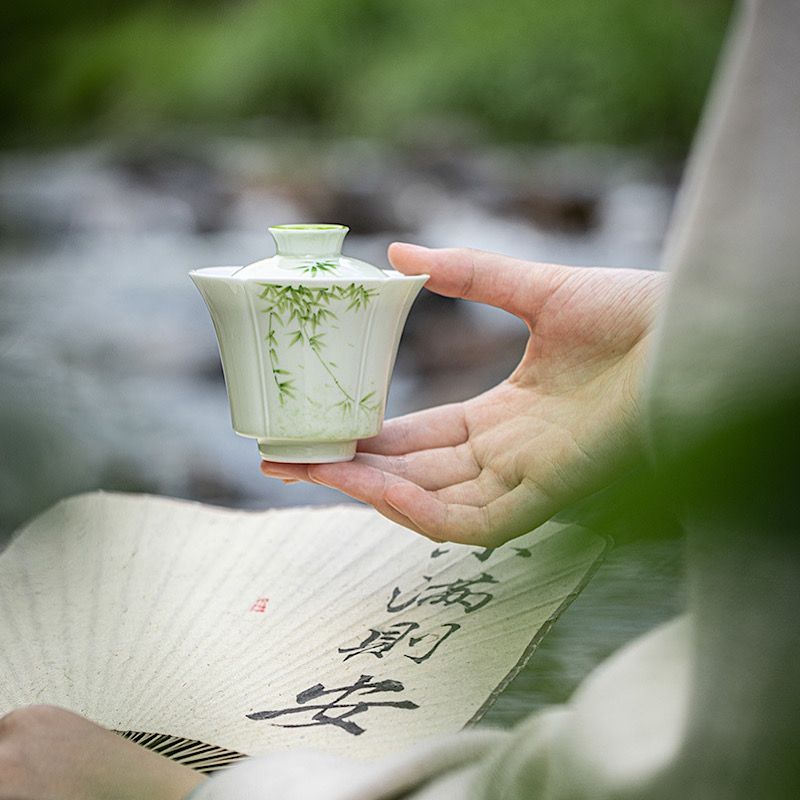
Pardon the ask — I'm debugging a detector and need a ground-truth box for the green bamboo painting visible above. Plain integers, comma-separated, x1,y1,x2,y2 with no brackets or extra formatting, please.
291,260,338,276
257,283,380,413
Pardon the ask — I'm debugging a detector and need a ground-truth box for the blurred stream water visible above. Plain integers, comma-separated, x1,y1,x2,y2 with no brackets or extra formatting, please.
0,134,684,725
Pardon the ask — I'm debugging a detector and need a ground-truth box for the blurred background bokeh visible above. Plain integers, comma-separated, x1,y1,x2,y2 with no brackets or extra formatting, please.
0,0,733,723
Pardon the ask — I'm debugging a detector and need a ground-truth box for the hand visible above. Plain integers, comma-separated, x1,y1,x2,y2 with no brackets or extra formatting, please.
0,705,205,800
262,243,666,547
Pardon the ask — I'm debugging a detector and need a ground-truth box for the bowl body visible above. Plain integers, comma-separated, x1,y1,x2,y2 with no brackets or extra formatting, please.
191,267,427,462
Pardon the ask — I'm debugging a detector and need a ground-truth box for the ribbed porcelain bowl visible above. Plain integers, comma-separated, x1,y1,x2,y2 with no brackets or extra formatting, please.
191,225,427,462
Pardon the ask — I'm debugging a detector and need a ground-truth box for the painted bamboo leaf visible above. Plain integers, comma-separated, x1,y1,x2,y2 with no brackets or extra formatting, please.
257,281,379,411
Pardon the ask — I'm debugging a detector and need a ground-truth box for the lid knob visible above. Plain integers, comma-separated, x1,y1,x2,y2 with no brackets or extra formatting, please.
269,224,349,257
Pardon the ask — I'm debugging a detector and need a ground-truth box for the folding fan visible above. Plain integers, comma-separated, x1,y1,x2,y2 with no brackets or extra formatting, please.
0,492,606,774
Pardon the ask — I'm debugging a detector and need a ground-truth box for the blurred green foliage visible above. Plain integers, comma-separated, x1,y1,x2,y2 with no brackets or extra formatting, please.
3,0,732,150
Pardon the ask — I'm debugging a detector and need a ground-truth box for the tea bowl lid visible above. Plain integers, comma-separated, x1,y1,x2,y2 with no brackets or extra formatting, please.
233,224,389,281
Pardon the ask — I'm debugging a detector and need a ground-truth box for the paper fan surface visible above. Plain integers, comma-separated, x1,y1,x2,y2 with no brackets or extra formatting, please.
0,492,605,766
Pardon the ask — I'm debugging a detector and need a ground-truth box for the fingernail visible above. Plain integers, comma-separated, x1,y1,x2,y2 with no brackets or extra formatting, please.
261,464,295,479
306,467,331,487
384,494,404,514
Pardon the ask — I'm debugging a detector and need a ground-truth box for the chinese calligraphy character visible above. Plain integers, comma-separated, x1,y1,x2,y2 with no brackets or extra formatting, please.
246,674,419,736
339,621,418,660
430,547,450,559
387,572,498,614
405,622,460,664
338,621,461,664
471,545,530,562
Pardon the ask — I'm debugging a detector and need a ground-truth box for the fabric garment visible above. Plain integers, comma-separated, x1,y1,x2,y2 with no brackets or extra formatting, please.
193,1,800,797
193,618,690,800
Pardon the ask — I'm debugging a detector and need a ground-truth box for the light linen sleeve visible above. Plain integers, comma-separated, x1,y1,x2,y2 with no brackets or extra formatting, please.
189,730,506,800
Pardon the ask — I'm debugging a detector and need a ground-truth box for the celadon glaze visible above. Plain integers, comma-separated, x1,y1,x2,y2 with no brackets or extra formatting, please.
190,224,428,462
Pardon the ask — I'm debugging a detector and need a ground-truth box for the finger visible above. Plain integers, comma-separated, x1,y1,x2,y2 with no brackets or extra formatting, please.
432,469,508,506
306,461,437,539
357,402,469,456
262,458,440,540
384,479,557,547
355,443,480,491
261,462,311,481
388,243,568,320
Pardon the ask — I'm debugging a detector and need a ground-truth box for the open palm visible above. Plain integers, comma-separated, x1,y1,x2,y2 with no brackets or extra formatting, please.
262,243,666,546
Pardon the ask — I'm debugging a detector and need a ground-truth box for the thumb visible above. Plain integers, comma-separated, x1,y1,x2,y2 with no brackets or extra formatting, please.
387,243,568,319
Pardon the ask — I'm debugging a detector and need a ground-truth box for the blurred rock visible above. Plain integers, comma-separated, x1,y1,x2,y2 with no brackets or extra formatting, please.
301,185,410,236
498,188,600,234
186,466,246,507
109,146,235,235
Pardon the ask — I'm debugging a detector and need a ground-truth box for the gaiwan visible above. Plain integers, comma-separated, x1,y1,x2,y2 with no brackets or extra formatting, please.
191,224,428,463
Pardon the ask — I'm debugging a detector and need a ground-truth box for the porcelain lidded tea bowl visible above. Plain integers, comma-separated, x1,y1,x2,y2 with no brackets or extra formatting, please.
190,224,428,463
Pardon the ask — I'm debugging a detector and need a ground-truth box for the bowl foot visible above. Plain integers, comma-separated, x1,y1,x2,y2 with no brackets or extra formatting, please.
257,440,357,463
